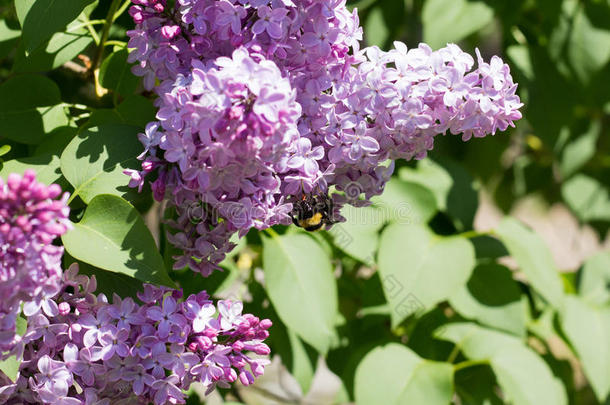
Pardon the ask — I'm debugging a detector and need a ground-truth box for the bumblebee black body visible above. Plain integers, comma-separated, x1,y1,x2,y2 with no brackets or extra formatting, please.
290,194,334,232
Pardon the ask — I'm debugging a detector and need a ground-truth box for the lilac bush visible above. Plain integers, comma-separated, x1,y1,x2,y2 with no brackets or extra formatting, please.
125,0,523,275
0,264,272,404
0,170,70,355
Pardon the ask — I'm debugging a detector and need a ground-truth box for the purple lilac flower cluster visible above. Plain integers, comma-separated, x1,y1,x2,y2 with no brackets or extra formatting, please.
125,0,523,275
0,170,70,354
0,264,272,404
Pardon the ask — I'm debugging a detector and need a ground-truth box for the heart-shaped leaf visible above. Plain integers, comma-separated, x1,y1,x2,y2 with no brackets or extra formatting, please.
378,223,475,327
262,233,338,354
437,323,567,405
60,124,143,204
355,343,453,405
62,194,174,287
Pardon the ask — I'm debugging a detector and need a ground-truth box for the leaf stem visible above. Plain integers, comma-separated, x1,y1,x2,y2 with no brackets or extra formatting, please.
104,40,127,48
92,0,123,96
446,344,461,363
457,230,496,239
453,359,489,372
263,227,280,239
66,19,106,33
113,0,133,21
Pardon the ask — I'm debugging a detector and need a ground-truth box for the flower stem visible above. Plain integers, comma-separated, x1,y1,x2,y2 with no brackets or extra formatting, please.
457,229,496,239
263,227,280,239
92,0,123,96
453,359,489,372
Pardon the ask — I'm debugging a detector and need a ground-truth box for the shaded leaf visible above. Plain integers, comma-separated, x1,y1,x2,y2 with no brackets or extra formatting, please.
13,20,93,73
60,124,143,204
0,20,20,59
64,253,144,302
62,194,174,287
0,154,63,185
450,263,529,337
99,48,140,97
399,159,478,230
0,75,68,144
17,0,95,54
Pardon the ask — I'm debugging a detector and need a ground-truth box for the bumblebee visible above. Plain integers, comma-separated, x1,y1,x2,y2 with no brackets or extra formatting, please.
290,193,335,232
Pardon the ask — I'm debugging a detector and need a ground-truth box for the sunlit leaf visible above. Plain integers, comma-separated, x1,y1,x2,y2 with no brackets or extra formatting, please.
62,194,174,287
378,223,475,327
422,0,494,49
561,296,610,402
355,343,453,405
495,218,565,307
262,233,338,354
437,323,568,405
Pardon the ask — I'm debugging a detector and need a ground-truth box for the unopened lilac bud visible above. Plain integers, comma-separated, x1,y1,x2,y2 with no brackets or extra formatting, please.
239,370,254,386
254,344,270,356
58,302,70,316
259,319,272,329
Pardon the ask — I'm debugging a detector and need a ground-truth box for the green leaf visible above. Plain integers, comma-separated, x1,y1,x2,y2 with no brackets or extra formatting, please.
579,251,610,306
354,343,453,405
0,144,10,157
0,318,26,382
561,296,610,402
99,49,140,97
0,154,62,185
17,0,96,54
549,0,610,85
60,124,143,204
399,159,478,230
364,6,390,48
115,95,156,128
378,223,475,327
329,205,382,265
262,233,338,354
495,218,564,308
288,329,316,394
34,126,78,157
561,174,610,222
64,254,144,301
0,353,20,382
506,45,534,81
422,0,494,49
13,21,93,73
84,97,156,130
437,323,568,405
560,120,601,178
371,178,438,225
450,263,529,337
62,194,174,287
0,74,68,144
0,20,20,59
